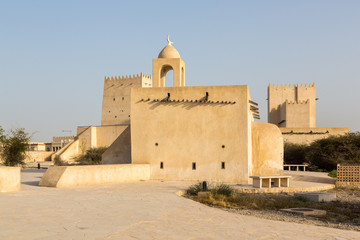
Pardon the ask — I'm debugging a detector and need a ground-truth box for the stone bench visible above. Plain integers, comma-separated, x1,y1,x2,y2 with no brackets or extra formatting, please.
284,164,308,171
250,175,291,188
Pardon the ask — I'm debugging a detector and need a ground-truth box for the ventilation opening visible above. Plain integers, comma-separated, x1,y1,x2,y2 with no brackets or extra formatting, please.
160,162,164,169
221,162,225,169
192,162,196,170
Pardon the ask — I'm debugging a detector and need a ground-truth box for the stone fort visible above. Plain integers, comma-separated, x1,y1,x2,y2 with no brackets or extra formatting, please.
48,37,349,185
51,37,284,184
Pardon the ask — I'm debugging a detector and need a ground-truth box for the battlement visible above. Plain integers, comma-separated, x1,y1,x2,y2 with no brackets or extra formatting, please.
286,100,309,104
104,72,152,81
268,83,316,89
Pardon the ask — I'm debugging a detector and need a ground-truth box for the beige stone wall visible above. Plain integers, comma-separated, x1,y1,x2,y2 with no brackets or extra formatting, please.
102,126,131,164
25,151,53,163
39,164,150,188
101,74,152,126
53,125,128,162
285,101,312,128
281,127,349,145
0,167,20,192
268,84,316,127
131,85,253,183
251,122,283,176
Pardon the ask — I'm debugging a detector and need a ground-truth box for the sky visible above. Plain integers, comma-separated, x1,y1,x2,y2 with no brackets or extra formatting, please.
0,0,359,142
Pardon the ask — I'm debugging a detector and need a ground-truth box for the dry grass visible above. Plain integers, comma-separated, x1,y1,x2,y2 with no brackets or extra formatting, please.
186,183,360,228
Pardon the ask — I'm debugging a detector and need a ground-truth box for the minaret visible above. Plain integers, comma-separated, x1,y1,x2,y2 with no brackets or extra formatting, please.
152,36,185,87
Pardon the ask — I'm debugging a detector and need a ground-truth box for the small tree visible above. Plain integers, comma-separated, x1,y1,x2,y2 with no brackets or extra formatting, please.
0,127,30,166
284,142,308,164
306,132,360,171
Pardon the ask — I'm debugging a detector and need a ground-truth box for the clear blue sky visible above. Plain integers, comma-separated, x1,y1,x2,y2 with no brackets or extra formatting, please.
0,0,359,142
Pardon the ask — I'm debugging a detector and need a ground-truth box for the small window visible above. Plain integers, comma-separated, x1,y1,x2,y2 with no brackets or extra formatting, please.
222,145,225,149
155,143,158,146
160,162,164,169
221,162,225,169
113,98,115,101
192,162,196,170
115,116,117,118
122,97,124,100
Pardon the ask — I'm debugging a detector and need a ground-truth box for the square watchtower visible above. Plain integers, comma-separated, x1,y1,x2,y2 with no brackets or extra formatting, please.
268,83,316,128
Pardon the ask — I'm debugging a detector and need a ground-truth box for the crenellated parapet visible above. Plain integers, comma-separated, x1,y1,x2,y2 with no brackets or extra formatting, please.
286,100,309,105
104,72,152,82
268,83,315,89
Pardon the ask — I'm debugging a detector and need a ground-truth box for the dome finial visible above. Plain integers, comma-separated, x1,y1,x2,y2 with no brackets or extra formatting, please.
167,35,174,46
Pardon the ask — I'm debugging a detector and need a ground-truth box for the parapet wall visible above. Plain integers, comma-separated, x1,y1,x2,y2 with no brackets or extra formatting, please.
281,127,349,145
0,167,20,192
25,151,53,163
39,164,150,188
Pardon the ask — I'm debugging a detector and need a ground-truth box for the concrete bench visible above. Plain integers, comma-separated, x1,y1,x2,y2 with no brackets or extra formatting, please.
284,164,308,171
250,175,291,188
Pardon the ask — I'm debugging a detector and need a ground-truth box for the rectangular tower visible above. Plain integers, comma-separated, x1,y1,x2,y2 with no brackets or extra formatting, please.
101,73,152,126
268,83,316,128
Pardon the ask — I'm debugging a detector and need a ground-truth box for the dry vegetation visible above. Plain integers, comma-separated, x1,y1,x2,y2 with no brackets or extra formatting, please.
186,183,360,231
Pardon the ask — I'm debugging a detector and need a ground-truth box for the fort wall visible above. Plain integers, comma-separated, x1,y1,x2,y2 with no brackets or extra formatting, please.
101,73,152,126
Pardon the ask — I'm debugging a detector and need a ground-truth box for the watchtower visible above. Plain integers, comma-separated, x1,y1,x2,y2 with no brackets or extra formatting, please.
268,83,316,128
101,73,152,125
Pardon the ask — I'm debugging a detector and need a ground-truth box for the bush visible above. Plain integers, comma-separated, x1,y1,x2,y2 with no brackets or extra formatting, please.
186,182,203,196
284,143,308,164
306,133,360,171
210,183,234,197
0,127,30,166
283,133,360,172
328,170,337,178
186,182,234,197
73,147,107,165
54,155,68,166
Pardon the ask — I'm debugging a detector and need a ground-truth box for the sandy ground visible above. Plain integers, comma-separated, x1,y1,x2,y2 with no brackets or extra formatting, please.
0,169,359,239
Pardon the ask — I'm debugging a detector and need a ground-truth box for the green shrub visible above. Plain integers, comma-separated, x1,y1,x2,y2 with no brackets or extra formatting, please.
186,182,203,196
306,133,360,171
284,143,308,164
328,170,337,178
74,147,107,165
186,183,234,197
210,183,234,197
54,155,68,166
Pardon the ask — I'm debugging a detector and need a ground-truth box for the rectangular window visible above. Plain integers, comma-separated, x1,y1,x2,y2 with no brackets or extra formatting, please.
221,162,225,169
160,162,164,169
192,162,196,170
